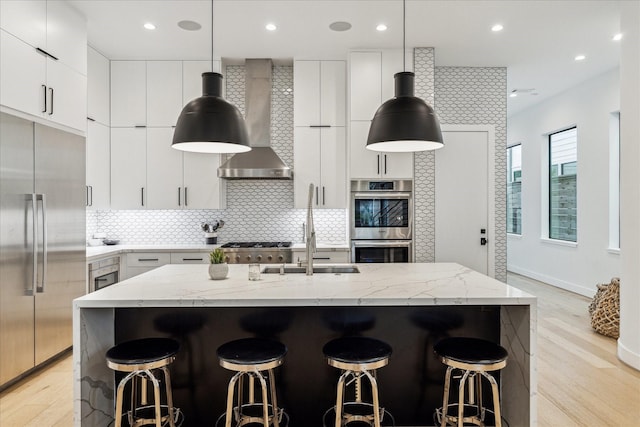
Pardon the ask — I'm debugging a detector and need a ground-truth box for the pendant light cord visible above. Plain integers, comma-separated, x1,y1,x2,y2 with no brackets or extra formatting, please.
403,0,406,72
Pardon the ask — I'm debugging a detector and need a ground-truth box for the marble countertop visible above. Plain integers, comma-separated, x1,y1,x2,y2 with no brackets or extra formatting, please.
75,262,535,308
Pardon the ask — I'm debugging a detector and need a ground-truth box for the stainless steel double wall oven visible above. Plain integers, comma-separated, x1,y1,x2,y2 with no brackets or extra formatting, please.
350,180,413,263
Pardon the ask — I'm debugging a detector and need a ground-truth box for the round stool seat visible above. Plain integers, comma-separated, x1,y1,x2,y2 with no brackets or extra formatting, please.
217,338,287,371
434,337,507,371
323,337,391,371
106,338,180,370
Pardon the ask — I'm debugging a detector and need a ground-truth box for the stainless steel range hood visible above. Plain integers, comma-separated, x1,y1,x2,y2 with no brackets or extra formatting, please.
218,59,292,179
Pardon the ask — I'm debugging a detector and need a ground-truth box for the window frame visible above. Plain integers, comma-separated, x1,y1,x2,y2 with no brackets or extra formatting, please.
506,143,522,236
547,127,578,243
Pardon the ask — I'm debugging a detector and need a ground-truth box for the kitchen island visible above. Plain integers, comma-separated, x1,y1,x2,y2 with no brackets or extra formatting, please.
73,263,536,426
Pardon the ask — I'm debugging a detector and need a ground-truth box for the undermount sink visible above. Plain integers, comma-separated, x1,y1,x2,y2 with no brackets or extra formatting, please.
262,265,360,274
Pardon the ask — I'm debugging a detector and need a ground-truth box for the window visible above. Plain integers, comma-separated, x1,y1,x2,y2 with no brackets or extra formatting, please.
507,144,522,234
549,127,577,242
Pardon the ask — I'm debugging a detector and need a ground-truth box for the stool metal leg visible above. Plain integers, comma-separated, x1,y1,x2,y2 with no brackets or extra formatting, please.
225,371,243,427
334,370,350,427
145,369,162,427
268,369,281,427
363,370,382,427
440,366,453,427
475,372,483,421
256,371,271,427
161,366,177,427
457,370,470,427
115,371,137,427
482,371,502,427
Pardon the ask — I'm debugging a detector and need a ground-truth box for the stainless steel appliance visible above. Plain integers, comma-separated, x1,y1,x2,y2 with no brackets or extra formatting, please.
351,240,413,263
350,180,413,263
220,242,293,264
88,256,121,292
0,113,86,388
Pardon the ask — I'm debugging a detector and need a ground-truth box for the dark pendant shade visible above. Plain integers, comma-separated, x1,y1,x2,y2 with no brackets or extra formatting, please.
172,72,251,153
366,72,444,152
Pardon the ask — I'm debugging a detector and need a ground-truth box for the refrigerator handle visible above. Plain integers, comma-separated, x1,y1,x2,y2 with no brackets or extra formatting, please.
36,194,47,293
27,194,37,296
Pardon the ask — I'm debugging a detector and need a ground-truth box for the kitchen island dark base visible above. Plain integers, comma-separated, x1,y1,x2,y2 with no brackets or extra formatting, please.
113,306,500,427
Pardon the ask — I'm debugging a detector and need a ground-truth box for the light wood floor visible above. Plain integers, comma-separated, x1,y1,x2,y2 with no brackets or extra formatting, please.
1,273,639,426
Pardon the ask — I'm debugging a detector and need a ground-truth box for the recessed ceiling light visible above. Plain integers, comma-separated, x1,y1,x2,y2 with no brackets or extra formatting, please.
177,20,201,31
612,33,623,41
143,22,156,30
329,21,352,32
265,23,277,31
491,24,504,32
376,24,388,32
575,54,586,61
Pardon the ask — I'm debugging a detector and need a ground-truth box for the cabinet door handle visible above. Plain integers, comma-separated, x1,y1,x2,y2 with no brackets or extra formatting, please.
184,187,188,206
86,186,90,207
315,186,319,205
35,47,58,61
384,154,387,174
42,85,47,113
322,186,325,205
377,155,380,174
90,186,93,206
141,188,144,206
310,125,331,128
138,258,159,262
183,258,204,261
178,187,181,206
48,87,54,115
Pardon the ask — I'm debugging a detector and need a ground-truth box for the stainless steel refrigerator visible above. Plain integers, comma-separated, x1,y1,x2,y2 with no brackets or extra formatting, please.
0,112,86,387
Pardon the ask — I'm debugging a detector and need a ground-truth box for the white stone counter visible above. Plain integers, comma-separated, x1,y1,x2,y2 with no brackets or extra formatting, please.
73,263,537,426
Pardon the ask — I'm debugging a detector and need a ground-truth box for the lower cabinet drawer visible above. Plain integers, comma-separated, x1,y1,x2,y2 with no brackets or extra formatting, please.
170,252,210,264
126,252,171,267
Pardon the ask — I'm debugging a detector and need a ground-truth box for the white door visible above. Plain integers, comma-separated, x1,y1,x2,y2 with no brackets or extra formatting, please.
435,128,493,275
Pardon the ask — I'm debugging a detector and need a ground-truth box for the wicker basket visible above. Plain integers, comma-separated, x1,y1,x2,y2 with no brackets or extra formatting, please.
589,277,620,339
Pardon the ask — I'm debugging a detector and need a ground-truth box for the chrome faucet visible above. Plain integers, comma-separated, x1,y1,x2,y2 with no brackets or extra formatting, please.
306,183,316,275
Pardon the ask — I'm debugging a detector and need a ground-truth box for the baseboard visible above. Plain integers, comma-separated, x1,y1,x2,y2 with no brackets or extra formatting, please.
618,340,640,371
506,264,594,297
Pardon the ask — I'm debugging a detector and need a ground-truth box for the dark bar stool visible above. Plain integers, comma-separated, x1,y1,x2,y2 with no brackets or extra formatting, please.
216,338,288,427
433,337,508,427
323,336,393,427
106,337,182,427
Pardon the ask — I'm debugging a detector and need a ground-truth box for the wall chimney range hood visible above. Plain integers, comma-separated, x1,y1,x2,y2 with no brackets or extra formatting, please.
218,59,292,179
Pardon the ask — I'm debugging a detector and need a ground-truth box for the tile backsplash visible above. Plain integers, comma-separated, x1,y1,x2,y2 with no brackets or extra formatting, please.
88,64,348,245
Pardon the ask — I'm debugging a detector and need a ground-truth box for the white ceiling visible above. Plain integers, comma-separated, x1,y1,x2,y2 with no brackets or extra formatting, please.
69,0,623,116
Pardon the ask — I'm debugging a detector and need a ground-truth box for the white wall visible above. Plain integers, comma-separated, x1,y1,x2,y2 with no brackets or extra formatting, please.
507,68,620,296
618,0,640,370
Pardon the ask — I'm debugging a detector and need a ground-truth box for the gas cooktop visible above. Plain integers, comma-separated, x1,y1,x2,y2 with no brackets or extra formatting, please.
220,242,292,249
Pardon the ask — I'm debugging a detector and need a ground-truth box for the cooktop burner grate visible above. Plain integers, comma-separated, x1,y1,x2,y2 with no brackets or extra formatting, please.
220,241,292,249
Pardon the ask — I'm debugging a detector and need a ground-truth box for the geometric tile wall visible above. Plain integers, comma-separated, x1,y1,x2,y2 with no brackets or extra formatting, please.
87,65,348,245
434,66,508,282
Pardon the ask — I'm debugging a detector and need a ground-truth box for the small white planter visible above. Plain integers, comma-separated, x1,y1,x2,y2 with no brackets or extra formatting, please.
208,263,228,280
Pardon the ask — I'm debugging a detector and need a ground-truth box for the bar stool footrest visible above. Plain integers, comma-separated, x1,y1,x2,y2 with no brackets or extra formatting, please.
323,403,395,427
434,404,508,427
215,403,289,427
121,405,184,427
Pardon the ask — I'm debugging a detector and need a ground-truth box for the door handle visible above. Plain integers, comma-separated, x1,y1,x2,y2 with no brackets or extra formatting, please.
384,154,387,174
322,186,325,205
27,194,37,296
377,155,380,174
480,237,488,246
41,85,47,113
141,187,145,207
184,187,188,206
36,194,47,293
178,187,181,206
315,186,319,205
48,87,54,115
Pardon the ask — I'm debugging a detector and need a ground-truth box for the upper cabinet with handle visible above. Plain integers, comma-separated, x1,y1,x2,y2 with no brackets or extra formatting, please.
294,60,347,209
348,50,413,179
0,1,87,132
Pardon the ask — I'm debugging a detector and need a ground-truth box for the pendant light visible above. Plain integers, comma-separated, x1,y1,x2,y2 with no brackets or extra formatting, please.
366,0,443,152
172,0,250,153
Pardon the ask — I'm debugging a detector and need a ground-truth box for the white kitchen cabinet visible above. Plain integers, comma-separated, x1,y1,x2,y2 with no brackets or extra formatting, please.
183,151,226,209
0,29,86,132
170,252,210,264
350,120,413,179
146,127,225,210
291,248,350,264
147,61,182,127
86,120,110,210
349,52,381,121
0,0,86,75
110,128,147,209
294,127,346,209
87,47,110,125
110,61,146,127
294,60,345,127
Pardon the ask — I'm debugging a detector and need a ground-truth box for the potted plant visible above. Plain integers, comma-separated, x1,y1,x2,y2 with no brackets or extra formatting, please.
208,248,229,280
